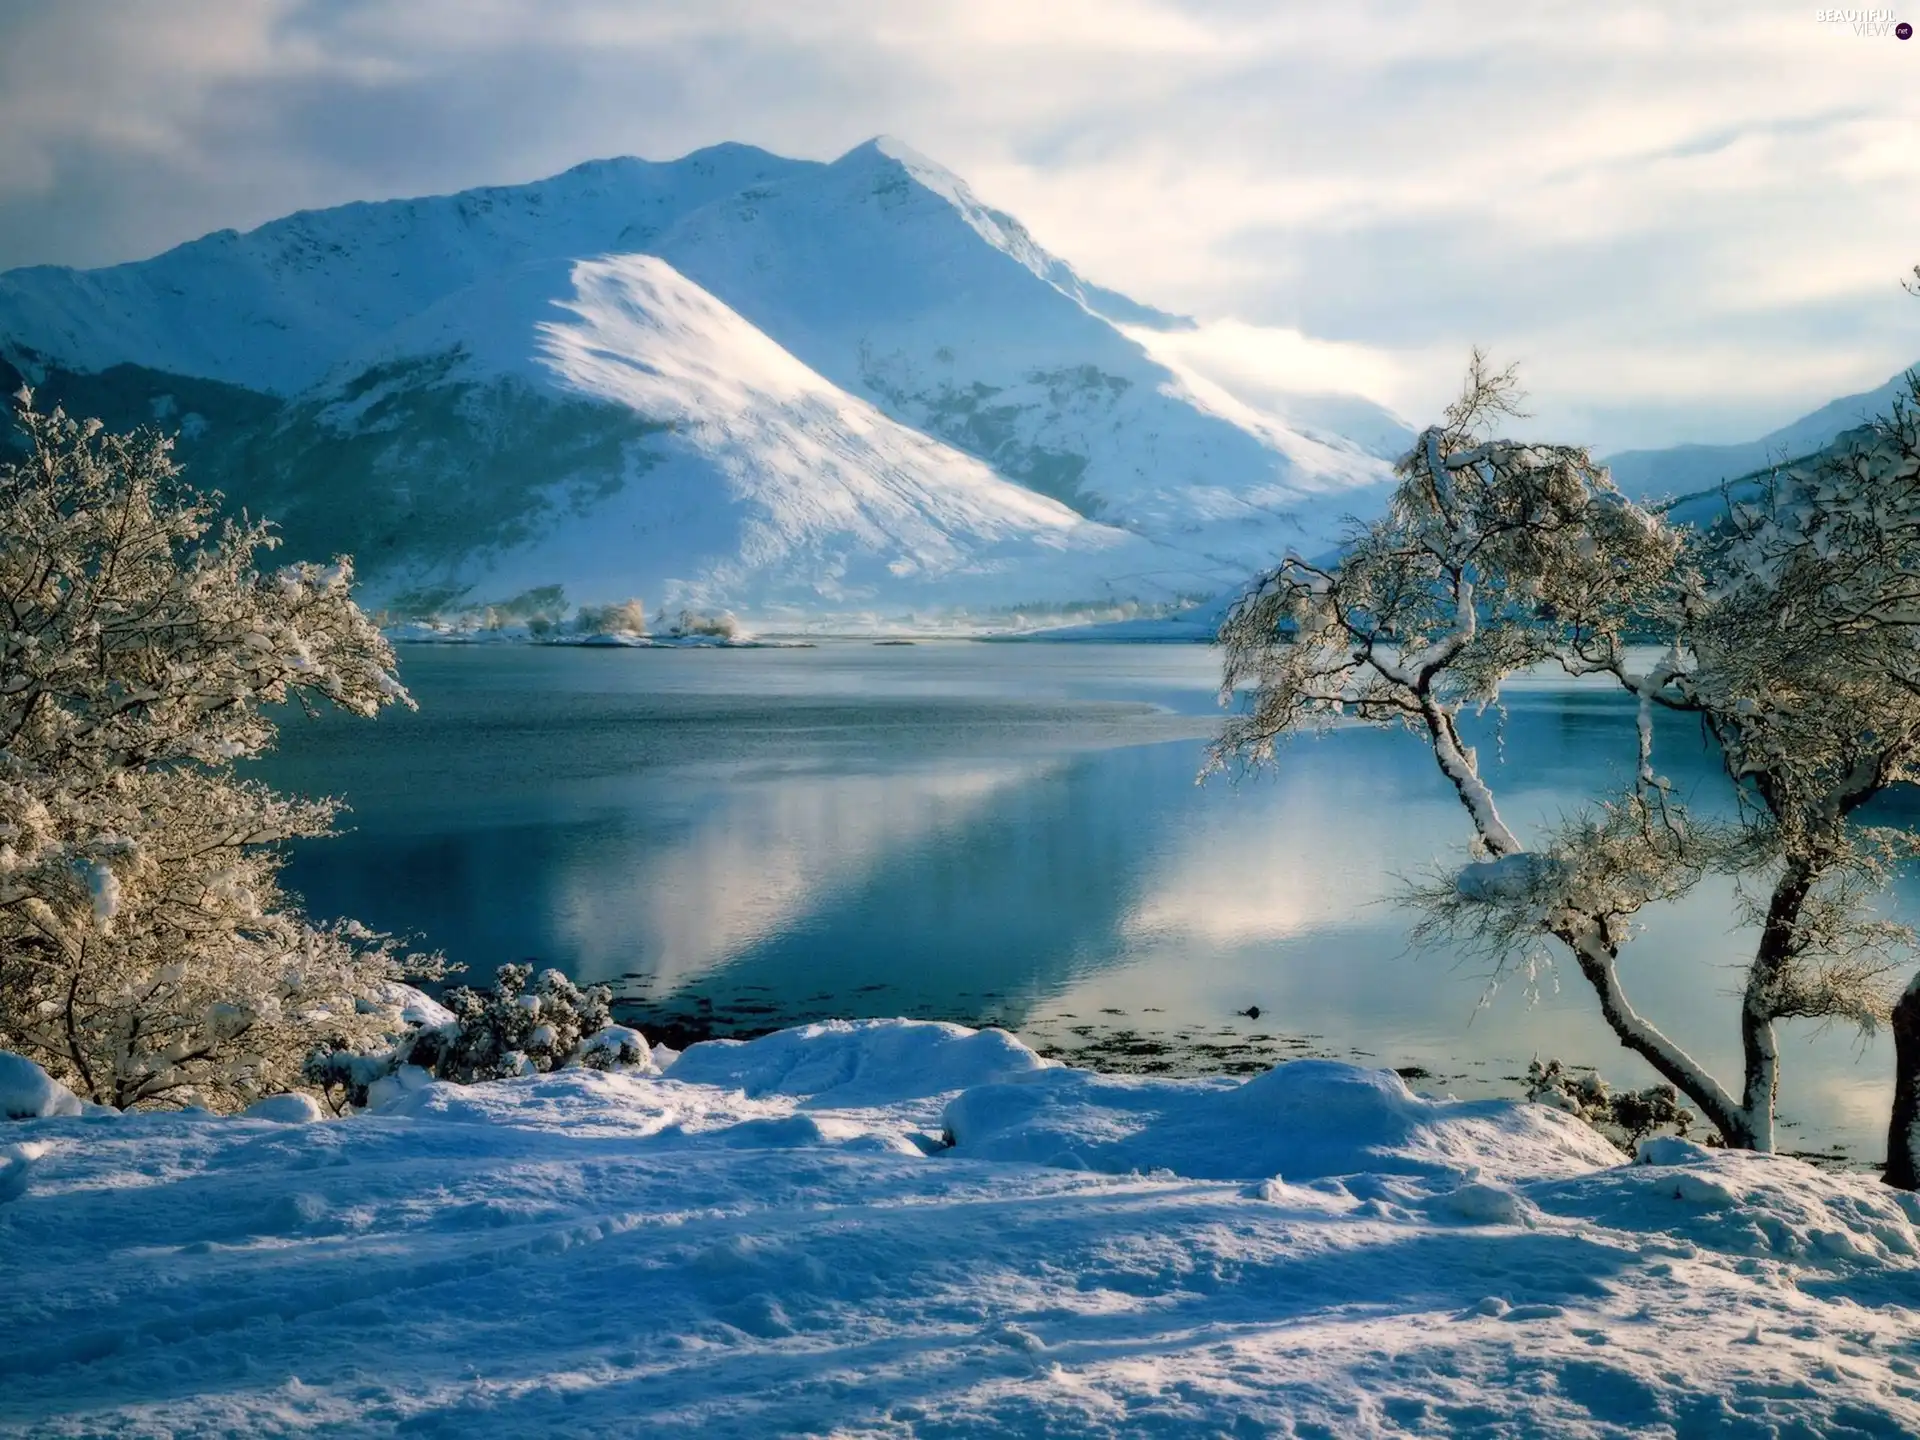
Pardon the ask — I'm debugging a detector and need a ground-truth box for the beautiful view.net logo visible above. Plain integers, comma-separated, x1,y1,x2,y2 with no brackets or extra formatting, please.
1816,8,1913,35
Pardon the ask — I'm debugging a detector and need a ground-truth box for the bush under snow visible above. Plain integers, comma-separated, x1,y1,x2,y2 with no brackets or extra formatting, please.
1525,1057,1696,1151
0,397,434,1111
305,964,655,1110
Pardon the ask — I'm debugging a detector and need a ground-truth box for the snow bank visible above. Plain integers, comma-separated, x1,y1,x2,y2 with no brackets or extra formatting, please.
0,1051,82,1121
668,1018,1051,1106
1527,1137,1920,1271
4,1020,1919,1436
945,1057,1622,1184
240,1092,325,1124
365,1061,921,1155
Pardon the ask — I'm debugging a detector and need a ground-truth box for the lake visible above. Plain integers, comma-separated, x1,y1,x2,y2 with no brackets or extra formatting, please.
250,641,1919,1165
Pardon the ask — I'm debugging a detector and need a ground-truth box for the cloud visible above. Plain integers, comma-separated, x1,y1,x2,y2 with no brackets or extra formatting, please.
1124,319,1451,440
0,0,1916,450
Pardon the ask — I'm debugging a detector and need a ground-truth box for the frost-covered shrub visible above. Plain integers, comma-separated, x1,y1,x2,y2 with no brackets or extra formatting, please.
1525,1058,1695,1151
304,964,648,1110
418,963,612,1082
577,1024,650,1069
665,608,741,640
0,395,437,1111
573,599,647,636
300,1047,395,1113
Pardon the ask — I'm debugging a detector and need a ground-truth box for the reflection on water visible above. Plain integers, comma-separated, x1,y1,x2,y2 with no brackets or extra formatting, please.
253,642,1918,1164
547,762,1051,995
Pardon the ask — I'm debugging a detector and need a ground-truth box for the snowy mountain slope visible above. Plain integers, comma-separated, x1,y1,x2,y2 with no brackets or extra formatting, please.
435,254,1216,615
646,139,1395,561
1604,363,1919,501
0,137,1396,623
217,256,1229,621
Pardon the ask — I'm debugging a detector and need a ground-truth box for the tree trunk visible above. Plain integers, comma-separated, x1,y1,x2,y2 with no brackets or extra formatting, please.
1886,975,1920,1190
1738,1003,1777,1153
1736,861,1815,1154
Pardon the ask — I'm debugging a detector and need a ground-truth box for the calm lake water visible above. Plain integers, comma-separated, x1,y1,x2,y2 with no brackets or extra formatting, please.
251,641,1920,1165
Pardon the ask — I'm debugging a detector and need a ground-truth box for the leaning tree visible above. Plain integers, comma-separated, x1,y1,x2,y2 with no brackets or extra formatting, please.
0,392,436,1110
1212,351,1920,1174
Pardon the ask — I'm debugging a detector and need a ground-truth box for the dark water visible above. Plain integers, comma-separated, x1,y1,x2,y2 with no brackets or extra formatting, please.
250,641,1919,1164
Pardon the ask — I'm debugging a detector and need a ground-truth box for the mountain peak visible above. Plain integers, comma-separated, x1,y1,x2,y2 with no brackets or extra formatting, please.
825,137,1193,333
556,141,794,177
854,135,963,188
831,135,969,203
840,134,933,164
861,134,936,164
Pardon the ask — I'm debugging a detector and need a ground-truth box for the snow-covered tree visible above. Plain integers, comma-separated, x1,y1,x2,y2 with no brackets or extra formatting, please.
1865,265,1920,1186
573,598,647,637
1212,352,1920,1169
666,608,741,641
0,392,436,1110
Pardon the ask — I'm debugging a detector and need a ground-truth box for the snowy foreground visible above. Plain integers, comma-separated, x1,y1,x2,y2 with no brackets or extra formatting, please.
6,1022,1920,1437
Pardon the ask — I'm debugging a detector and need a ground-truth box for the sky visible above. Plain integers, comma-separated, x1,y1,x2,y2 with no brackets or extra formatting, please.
1,0,1917,452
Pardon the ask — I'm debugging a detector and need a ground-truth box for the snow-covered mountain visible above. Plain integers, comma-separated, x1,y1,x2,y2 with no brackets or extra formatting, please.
0,138,1397,628
1603,364,1918,503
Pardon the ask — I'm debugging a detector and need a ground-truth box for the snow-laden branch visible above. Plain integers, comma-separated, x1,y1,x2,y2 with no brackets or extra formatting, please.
1422,697,1519,857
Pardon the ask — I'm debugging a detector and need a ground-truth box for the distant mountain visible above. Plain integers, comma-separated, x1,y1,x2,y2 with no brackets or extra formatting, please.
1603,366,1917,503
0,138,1397,630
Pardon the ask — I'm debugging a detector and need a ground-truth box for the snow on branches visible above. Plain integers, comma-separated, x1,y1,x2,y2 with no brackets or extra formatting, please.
1213,352,1920,1172
0,393,437,1110
1209,351,1677,860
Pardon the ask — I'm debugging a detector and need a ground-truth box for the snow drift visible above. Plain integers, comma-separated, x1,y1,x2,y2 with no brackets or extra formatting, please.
0,1051,81,1121
942,1057,1623,1184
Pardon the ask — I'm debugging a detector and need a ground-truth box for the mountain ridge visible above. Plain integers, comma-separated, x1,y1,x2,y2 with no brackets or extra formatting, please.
1602,364,1918,501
